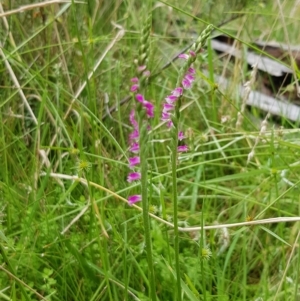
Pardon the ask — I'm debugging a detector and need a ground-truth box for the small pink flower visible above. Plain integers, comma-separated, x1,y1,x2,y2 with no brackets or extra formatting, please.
189,50,196,57
165,95,178,104
129,156,140,167
142,101,154,118
135,96,155,118
146,108,154,118
129,110,138,128
136,94,145,103
137,65,147,72
167,120,173,128
130,84,139,92
143,100,153,110
161,111,171,121
172,87,183,96
185,73,195,82
130,142,140,153
187,67,195,75
129,129,139,141
163,103,174,112
143,70,151,77
131,77,139,83
178,145,188,152
128,195,142,205
178,131,185,141
127,172,141,182
178,53,189,60
182,78,192,89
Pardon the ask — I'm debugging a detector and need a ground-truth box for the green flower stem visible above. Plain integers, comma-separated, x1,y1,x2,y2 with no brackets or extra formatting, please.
170,25,213,301
170,95,182,300
171,124,181,301
140,120,157,301
201,203,206,301
135,11,156,300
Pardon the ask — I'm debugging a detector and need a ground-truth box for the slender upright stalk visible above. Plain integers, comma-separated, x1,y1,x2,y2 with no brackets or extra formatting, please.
140,120,157,301
170,121,181,300
127,12,157,300
162,25,213,301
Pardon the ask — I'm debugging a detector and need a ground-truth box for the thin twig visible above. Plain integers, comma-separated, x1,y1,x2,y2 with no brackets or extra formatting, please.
274,229,300,300
0,47,38,125
45,22,125,157
0,264,47,300
63,23,125,118
0,0,84,18
0,3,22,61
61,198,90,235
42,172,300,232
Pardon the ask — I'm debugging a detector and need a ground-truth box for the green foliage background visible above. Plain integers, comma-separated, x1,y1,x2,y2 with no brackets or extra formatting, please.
0,0,300,300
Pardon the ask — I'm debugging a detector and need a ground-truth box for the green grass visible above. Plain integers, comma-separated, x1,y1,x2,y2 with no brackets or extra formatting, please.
1,0,300,300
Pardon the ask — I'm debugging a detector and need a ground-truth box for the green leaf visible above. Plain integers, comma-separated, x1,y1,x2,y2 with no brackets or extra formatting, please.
0,230,8,244
260,226,291,247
